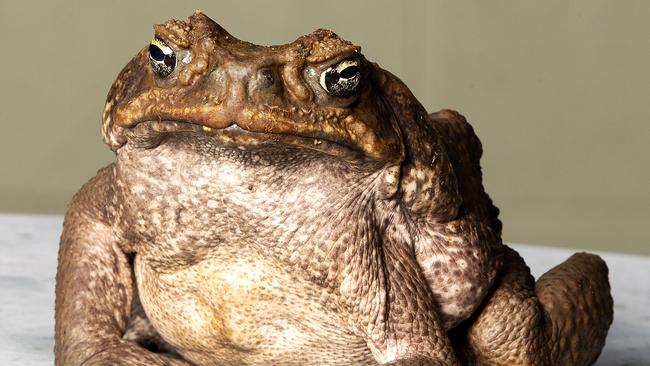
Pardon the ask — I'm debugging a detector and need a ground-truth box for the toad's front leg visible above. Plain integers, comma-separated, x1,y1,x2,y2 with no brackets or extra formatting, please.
455,246,613,366
362,234,461,366
54,167,192,366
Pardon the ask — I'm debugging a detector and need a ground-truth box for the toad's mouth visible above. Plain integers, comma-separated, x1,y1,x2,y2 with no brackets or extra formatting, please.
124,119,381,162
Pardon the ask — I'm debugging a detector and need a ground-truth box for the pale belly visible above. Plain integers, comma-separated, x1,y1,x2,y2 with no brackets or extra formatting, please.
134,251,376,365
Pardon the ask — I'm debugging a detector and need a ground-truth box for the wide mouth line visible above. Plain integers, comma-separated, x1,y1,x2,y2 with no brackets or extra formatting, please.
128,119,370,159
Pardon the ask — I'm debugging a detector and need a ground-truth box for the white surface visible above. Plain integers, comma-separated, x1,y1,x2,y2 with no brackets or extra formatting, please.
0,213,648,365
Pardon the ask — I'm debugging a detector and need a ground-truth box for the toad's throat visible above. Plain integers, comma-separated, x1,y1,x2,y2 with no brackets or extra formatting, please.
124,119,379,161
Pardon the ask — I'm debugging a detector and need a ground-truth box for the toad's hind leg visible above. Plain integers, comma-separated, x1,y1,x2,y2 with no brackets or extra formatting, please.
454,246,613,366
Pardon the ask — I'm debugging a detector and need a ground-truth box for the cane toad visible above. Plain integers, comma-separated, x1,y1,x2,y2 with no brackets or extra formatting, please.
55,12,613,366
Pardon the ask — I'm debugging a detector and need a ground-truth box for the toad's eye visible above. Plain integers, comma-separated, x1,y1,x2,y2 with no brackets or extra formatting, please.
148,38,176,78
319,59,361,97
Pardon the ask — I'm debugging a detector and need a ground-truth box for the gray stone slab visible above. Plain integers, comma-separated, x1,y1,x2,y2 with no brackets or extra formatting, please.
1,214,648,365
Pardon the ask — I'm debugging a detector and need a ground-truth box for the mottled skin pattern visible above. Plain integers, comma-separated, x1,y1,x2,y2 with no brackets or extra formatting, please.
55,12,613,366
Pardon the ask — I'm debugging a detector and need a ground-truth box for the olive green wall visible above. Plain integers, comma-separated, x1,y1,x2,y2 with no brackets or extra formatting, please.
1,1,648,255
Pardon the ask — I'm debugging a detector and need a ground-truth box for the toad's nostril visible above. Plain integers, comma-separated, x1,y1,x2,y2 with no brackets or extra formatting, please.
247,67,282,100
246,67,283,101
258,68,275,86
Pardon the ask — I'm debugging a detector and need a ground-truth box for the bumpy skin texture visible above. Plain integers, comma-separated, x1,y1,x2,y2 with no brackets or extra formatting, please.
55,12,613,366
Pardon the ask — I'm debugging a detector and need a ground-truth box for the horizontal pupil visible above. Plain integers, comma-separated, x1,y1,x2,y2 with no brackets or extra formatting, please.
322,62,361,97
339,66,358,79
149,45,165,62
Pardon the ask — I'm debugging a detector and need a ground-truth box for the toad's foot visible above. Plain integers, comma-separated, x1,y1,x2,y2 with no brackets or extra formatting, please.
454,246,613,366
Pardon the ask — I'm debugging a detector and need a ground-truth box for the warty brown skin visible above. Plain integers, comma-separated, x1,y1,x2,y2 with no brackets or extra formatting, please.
54,12,613,366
